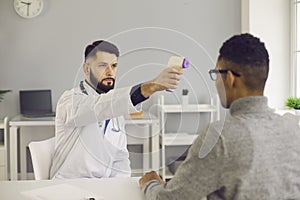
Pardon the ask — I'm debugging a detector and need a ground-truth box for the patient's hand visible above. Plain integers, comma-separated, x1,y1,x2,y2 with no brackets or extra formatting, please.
139,171,165,188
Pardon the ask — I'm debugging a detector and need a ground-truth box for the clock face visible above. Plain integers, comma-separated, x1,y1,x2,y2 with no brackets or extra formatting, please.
14,0,44,19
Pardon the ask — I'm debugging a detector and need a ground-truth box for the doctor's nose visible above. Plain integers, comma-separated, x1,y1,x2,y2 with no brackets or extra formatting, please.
105,65,114,75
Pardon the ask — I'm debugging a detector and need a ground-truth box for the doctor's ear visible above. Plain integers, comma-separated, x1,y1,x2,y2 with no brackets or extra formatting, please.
83,63,90,75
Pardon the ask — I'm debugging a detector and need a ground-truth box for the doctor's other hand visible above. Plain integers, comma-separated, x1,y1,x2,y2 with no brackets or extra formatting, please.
141,66,183,98
139,171,165,188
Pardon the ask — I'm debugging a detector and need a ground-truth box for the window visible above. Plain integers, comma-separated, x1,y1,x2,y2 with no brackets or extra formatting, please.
292,0,300,96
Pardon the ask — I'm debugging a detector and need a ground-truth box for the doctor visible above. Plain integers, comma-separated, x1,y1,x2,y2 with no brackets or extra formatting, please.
50,40,183,179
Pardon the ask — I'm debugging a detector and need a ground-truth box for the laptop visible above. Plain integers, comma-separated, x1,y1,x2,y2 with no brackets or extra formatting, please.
19,90,56,118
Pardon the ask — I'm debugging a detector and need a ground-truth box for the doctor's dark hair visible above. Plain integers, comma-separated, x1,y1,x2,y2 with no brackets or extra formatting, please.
218,33,269,92
84,40,120,62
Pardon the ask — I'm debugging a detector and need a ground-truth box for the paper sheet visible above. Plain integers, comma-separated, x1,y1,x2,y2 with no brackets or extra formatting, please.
21,183,103,200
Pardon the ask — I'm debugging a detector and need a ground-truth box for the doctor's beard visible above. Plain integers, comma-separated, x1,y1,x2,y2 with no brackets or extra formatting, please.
90,70,115,94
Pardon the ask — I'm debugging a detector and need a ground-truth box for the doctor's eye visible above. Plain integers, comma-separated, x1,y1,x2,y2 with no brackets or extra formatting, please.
98,63,108,68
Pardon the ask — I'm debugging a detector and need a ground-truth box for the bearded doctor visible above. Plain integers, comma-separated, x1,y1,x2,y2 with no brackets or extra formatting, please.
50,40,183,179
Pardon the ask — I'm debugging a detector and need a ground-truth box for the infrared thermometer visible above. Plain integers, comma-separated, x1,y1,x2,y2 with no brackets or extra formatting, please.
166,56,189,92
168,56,189,69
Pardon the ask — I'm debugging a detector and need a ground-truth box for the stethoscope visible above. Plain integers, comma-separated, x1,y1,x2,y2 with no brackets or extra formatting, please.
80,81,121,132
111,118,121,132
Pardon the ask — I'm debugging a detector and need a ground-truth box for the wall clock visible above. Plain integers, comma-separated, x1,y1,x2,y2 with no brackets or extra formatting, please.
14,0,44,19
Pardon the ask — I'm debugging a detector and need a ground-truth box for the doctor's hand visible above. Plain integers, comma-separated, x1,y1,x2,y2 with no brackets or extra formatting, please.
139,171,165,188
141,66,183,98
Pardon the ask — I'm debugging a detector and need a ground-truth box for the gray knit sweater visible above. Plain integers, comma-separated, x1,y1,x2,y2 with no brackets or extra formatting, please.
143,96,300,200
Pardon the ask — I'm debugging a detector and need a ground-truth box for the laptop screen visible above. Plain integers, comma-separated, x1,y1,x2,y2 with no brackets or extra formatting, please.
19,90,53,115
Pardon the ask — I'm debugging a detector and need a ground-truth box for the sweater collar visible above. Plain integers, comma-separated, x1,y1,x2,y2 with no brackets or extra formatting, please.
229,96,274,116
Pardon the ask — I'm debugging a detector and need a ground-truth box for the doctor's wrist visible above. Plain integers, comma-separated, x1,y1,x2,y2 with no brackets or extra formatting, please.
141,81,160,98
130,84,149,106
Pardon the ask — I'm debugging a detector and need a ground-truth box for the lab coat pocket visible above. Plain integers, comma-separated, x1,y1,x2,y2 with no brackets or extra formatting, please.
79,123,111,163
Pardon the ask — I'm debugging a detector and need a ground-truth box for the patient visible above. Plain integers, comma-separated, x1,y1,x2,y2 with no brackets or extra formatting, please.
139,33,300,199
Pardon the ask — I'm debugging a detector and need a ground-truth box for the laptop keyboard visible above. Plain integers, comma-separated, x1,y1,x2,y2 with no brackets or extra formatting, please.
22,112,56,118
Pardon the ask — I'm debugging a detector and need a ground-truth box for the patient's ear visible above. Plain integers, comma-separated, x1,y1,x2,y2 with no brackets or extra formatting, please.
227,70,236,88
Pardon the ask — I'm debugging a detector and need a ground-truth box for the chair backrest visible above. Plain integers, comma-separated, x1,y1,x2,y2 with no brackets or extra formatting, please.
28,137,55,180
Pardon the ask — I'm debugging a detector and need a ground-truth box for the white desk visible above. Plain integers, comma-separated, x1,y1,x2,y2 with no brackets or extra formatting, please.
9,116,55,181
9,114,159,180
0,177,144,200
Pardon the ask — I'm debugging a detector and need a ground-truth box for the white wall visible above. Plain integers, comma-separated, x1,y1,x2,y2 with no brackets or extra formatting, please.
0,0,241,119
0,0,241,177
242,0,291,109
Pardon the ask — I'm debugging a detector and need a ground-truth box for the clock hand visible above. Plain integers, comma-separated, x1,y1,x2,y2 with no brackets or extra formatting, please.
26,1,32,16
20,1,30,5
27,3,29,16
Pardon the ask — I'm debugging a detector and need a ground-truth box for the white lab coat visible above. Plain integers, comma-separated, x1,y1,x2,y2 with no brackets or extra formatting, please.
50,81,141,179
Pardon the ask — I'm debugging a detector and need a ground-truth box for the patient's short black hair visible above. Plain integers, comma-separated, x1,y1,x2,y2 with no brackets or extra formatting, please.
84,40,119,62
218,33,269,92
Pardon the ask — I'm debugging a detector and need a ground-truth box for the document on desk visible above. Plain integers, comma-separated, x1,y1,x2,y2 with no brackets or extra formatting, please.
21,184,103,200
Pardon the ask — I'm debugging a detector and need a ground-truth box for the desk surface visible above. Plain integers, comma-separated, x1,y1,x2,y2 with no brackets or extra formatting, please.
9,113,158,126
0,177,144,200
9,115,55,126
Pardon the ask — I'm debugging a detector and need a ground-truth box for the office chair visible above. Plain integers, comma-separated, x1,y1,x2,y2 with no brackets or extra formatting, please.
28,137,55,180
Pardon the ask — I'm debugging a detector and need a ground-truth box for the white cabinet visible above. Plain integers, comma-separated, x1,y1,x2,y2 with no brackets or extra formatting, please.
125,113,159,176
157,95,219,180
0,117,8,180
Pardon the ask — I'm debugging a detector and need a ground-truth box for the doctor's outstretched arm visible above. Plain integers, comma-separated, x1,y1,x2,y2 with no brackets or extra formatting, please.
69,66,183,127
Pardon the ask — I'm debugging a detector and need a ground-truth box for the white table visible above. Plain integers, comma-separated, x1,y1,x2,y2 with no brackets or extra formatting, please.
9,115,55,181
0,177,144,200
9,114,159,180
